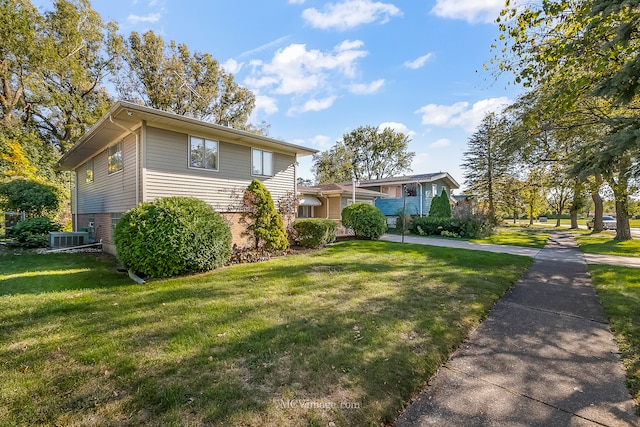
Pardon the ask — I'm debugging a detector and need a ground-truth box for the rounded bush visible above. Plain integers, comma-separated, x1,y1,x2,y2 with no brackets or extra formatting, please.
11,217,61,247
341,203,387,240
293,218,337,248
408,216,459,236
113,197,232,278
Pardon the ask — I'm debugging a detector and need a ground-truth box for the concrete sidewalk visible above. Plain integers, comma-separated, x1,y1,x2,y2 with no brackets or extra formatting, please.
395,232,638,426
380,233,640,268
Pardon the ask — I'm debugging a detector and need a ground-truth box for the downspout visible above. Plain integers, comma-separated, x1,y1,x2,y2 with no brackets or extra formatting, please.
74,170,78,231
109,116,140,205
418,183,423,217
319,192,329,219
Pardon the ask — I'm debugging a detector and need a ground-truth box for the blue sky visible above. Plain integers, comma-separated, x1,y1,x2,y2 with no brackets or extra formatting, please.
37,0,522,189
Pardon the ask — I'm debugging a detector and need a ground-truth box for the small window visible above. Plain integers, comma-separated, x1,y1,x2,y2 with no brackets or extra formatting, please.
189,136,218,170
85,158,94,183
111,213,123,231
108,141,123,174
432,184,437,197
252,148,273,176
406,183,417,197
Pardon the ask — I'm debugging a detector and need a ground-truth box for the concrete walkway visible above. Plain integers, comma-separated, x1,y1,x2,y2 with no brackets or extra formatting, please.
380,233,640,268
394,232,638,426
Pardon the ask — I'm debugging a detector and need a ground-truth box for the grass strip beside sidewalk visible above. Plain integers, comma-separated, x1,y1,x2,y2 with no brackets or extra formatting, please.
589,264,640,413
0,241,531,426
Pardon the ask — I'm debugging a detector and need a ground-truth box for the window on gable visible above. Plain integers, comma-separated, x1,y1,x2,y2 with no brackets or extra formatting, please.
252,148,273,176
108,141,123,174
189,136,218,170
85,158,94,182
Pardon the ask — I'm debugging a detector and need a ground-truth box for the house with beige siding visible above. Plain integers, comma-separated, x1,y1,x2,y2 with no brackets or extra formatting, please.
297,183,382,234
56,101,317,254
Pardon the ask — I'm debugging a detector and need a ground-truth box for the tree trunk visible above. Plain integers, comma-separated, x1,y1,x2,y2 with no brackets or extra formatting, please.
615,199,632,240
570,212,578,229
591,191,603,232
529,205,534,225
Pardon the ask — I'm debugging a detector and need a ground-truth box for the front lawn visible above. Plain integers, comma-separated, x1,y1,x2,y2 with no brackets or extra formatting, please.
572,231,640,257
0,241,531,426
471,227,551,248
589,265,640,411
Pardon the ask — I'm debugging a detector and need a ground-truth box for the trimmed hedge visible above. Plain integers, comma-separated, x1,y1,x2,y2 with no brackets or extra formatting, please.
341,203,387,240
11,217,61,247
408,216,460,236
113,197,232,279
293,218,337,248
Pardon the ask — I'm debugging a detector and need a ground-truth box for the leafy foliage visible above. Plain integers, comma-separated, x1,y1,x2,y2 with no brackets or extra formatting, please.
451,200,494,239
0,178,63,218
428,188,451,218
341,203,386,240
409,216,458,237
111,30,255,129
313,125,414,183
240,179,288,250
10,216,60,247
113,197,232,278
293,218,337,248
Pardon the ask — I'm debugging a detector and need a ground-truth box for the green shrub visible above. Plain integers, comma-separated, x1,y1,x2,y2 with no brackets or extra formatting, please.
11,217,61,247
408,216,459,236
341,203,387,240
452,200,494,239
113,197,232,279
0,178,63,218
428,188,452,218
240,179,289,250
293,218,337,248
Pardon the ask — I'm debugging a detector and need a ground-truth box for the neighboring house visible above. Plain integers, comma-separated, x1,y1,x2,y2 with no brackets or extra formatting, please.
56,101,317,254
357,173,460,217
297,183,382,234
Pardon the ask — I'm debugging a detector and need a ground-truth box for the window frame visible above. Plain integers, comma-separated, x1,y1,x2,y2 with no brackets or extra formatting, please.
85,158,94,183
251,148,274,177
107,141,123,175
188,135,219,172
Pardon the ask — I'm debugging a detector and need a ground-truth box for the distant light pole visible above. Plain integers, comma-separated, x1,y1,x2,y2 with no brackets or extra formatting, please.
352,177,359,204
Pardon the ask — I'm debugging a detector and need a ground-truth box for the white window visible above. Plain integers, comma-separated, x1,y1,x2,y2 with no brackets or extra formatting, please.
297,206,313,218
189,136,218,170
252,148,273,176
85,158,94,182
432,184,437,197
108,141,123,174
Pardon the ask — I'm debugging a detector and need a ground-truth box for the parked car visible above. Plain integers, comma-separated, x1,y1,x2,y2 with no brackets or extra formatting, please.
587,216,616,230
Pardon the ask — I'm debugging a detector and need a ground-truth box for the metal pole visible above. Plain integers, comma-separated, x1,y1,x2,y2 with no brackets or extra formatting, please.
402,184,406,243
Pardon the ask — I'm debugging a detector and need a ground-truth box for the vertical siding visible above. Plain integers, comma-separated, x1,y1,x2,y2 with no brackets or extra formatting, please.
144,126,296,212
76,133,137,214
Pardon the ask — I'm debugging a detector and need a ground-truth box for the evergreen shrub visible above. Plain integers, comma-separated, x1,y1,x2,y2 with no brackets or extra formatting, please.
293,218,337,248
11,217,61,247
113,197,231,279
341,203,387,240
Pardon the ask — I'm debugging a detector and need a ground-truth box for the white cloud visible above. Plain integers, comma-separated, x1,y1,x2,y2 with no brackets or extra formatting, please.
411,152,430,172
378,122,416,138
288,96,337,115
247,41,367,95
415,97,510,132
127,12,162,24
254,95,279,115
302,0,402,31
349,79,384,95
431,0,503,24
429,138,452,148
222,58,243,75
404,53,433,69
238,35,291,59
309,134,333,149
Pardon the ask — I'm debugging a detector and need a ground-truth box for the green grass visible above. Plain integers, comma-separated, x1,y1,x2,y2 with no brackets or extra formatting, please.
0,242,532,426
471,227,551,249
588,265,640,412
571,230,640,257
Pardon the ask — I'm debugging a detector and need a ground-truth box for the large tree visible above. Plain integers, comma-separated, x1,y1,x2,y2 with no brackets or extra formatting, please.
495,0,639,239
313,125,414,184
111,30,255,129
461,113,512,222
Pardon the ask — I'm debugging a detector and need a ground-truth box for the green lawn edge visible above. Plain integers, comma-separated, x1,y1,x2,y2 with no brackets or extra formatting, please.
0,241,532,426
